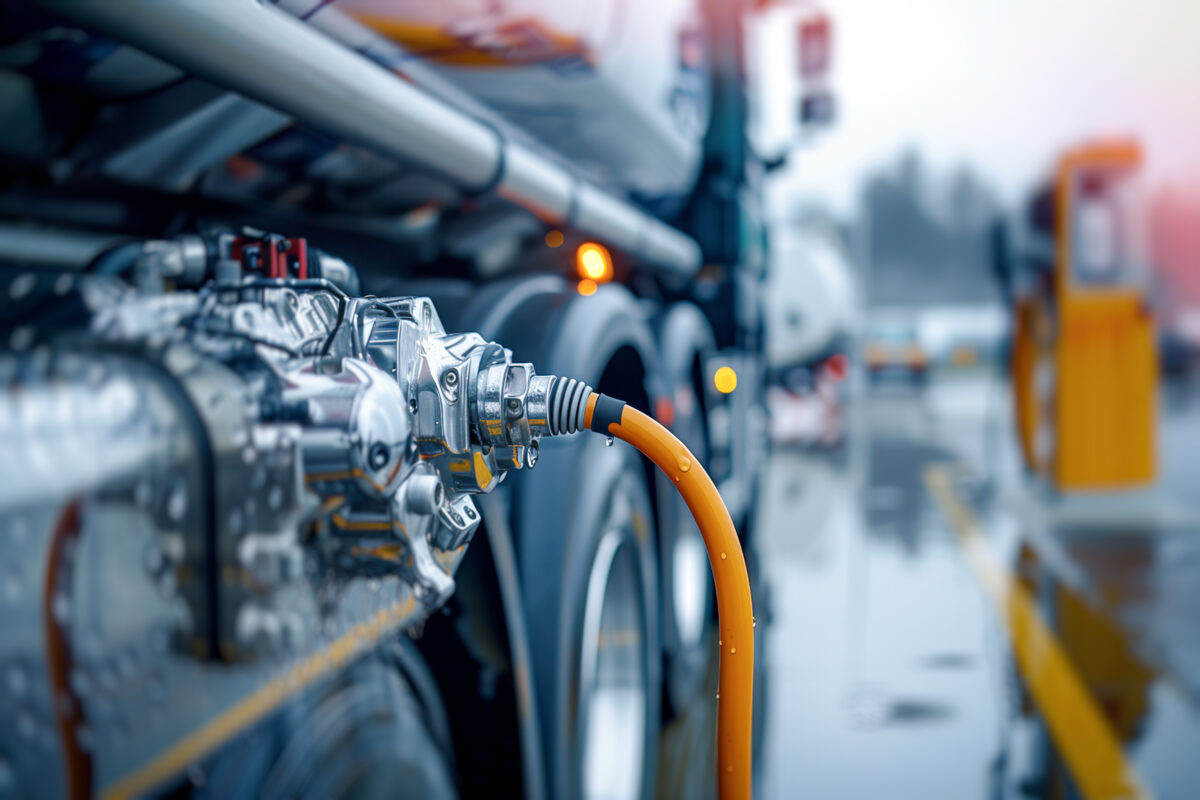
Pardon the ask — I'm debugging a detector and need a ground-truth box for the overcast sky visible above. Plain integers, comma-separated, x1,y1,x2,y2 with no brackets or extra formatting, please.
758,0,1200,218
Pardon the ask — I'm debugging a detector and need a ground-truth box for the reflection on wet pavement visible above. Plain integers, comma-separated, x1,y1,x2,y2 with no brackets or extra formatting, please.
755,373,1200,799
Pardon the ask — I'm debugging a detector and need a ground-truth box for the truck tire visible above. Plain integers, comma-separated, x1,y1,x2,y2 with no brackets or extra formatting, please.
658,397,715,718
443,276,665,798
533,432,662,800
201,654,457,799
655,305,718,718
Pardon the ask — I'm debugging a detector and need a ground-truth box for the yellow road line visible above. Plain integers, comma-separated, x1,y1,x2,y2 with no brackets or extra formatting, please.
924,465,1150,800
102,594,417,800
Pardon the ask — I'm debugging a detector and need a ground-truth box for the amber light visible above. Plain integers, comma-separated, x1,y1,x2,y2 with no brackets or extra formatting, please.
576,242,612,283
714,365,738,394
577,279,598,296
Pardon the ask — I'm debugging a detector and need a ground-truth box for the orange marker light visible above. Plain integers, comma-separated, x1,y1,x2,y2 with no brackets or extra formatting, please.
714,365,738,394
576,242,612,283
545,229,564,248
577,279,598,296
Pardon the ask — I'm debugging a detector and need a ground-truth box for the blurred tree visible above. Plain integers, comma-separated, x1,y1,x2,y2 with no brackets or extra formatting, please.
861,149,1001,308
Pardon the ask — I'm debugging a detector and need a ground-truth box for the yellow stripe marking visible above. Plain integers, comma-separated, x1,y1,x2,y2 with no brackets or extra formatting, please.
102,594,417,800
924,465,1151,800
306,467,394,494
331,512,392,532
305,469,354,483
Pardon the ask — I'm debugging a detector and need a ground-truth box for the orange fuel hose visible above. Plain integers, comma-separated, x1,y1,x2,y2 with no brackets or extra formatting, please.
585,393,754,800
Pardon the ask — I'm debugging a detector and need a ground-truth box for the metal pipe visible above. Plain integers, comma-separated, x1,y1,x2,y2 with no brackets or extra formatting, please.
37,0,701,276
0,223,129,269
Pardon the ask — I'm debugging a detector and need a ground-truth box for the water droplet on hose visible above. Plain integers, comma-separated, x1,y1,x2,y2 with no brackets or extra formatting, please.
730,647,737,654
605,437,614,447
720,552,727,560
677,456,691,473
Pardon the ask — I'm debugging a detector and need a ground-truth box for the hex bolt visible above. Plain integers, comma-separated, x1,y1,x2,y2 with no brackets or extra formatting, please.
443,370,458,388
368,442,391,470
506,397,522,418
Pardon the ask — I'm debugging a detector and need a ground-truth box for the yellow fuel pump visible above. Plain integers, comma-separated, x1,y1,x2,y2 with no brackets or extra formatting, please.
1011,141,1157,490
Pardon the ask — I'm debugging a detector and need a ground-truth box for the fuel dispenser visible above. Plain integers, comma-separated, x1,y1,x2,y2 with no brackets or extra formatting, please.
1010,141,1157,491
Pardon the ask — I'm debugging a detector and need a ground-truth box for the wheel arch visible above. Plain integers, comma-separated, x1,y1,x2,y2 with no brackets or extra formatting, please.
457,276,667,798
406,275,668,798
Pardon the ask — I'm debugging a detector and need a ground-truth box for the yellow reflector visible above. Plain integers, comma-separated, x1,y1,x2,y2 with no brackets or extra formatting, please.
714,366,738,394
545,229,564,248
577,279,598,296
577,242,612,282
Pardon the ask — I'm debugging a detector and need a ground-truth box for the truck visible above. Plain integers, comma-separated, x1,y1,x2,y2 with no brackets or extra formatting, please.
762,216,855,446
0,0,828,796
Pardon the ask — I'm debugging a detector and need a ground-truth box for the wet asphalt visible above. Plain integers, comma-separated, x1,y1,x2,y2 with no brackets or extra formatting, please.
752,370,1200,799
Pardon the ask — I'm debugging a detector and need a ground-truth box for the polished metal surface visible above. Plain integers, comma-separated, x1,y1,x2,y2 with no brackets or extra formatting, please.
0,244,577,796
36,0,702,276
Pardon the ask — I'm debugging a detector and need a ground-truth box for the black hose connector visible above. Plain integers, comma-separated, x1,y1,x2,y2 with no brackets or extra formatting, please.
587,394,627,434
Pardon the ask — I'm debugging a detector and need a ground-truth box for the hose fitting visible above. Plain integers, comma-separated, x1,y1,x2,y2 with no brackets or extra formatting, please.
546,376,593,435
473,365,592,449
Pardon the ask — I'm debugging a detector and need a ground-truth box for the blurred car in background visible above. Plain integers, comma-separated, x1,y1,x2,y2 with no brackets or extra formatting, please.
917,305,1008,370
768,352,849,447
1158,308,1200,382
864,313,928,385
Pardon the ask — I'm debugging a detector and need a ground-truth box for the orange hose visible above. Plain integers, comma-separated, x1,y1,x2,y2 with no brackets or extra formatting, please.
585,393,754,800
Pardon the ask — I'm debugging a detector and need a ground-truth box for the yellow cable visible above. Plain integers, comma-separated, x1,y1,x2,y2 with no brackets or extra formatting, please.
586,393,754,800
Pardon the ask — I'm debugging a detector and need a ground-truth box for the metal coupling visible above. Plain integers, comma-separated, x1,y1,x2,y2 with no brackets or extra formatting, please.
473,365,592,450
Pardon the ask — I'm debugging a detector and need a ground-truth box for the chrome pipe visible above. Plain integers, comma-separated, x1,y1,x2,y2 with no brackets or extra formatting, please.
39,0,701,276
